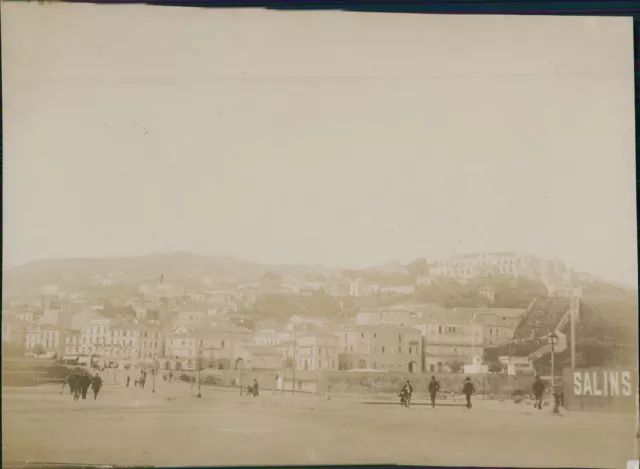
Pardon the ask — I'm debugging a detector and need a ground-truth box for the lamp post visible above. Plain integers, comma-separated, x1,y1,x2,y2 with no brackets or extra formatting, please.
547,332,560,415
196,346,202,398
152,357,158,393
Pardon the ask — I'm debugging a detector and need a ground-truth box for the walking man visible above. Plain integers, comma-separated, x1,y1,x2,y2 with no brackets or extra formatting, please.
533,375,545,410
400,380,413,408
80,372,92,400
428,376,440,408
462,377,476,409
92,373,103,400
126,375,130,387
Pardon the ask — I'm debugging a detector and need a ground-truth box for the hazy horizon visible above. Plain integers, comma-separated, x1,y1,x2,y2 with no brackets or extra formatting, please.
3,5,637,286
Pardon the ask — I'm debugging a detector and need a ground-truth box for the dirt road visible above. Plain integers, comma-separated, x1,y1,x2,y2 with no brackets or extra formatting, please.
2,381,636,468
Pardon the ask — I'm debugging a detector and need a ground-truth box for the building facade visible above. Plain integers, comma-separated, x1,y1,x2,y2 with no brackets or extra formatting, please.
429,253,541,280
337,325,422,372
294,331,340,371
163,324,253,371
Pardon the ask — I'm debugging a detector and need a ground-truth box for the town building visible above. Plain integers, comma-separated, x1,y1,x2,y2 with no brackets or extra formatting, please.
355,308,421,327
2,318,27,347
414,321,484,373
80,317,113,354
64,331,82,356
429,252,541,280
327,277,351,298
25,325,67,357
293,330,340,371
107,323,164,363
234,344,284,370
162,324,253,371
337,325,422,373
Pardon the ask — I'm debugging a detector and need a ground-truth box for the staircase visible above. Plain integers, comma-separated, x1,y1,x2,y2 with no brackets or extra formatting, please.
527,307,570,361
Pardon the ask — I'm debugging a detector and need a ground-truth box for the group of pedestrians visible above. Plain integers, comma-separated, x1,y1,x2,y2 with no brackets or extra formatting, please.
64,370,103,401
399,376,477,409
399,375,561,411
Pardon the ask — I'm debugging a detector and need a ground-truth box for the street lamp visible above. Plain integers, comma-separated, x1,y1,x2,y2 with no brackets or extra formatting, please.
547,332,560,415
152,357,158,393
196,346,203,398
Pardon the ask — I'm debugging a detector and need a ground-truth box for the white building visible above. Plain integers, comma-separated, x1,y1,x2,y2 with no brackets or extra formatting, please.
429,252,541,280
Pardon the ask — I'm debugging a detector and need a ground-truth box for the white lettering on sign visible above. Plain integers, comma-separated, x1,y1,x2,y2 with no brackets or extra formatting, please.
622,372,632,396
610,372,620,397
572,371,634,398
593,372,603,396
583,373,593,395
574,372,582,395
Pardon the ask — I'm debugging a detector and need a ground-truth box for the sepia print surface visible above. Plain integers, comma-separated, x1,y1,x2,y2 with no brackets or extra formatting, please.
2,4,638,468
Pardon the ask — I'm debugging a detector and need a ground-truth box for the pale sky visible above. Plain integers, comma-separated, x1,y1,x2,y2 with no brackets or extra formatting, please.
2,5,637,285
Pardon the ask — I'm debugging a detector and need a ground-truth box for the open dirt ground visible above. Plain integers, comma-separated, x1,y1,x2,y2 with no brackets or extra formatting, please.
2,378,637,468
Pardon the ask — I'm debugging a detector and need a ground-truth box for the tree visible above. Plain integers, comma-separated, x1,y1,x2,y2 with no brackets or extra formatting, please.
488,361,504,374
447,360,464,373
33,344,46,358
407,258,429,278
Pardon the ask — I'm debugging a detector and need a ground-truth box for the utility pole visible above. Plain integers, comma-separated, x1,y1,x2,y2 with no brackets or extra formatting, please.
570,288,580,370
291,326,297,394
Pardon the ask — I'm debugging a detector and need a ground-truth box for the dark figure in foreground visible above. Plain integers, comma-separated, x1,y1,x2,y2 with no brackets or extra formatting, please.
428,376,440,408
92,373,103,400
533,375,545,410
462,377,475,409
69,373,81,400
80,373,92,400
248,379,259,397
67,373,76,396
399,380,413,408
126,376,130,387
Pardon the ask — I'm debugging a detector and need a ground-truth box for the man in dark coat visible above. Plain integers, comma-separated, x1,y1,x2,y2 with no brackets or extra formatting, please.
462,377,475,409
532,375,545,410
92,373,103,400
428,376,440,408
400,380,413,407
68,373,76,397
70,373,81,401
80,372,92,400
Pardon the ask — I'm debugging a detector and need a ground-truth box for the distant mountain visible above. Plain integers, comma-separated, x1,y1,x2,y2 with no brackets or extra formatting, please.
2,252,336,290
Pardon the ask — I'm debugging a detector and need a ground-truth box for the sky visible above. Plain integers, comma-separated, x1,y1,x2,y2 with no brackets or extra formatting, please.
2,5,637,285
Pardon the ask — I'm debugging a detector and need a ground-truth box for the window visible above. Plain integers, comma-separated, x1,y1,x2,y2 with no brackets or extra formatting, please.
438,326,442,333
409,347,412,354
399,334,402,342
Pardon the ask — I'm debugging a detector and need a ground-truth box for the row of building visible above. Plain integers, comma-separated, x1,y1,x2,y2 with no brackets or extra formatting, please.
3,301,527,375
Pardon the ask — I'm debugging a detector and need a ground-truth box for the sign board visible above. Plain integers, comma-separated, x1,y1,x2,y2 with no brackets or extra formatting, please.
564,368,637,413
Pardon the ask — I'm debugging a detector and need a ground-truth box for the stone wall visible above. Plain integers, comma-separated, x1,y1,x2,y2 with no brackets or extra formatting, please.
181,368,537,398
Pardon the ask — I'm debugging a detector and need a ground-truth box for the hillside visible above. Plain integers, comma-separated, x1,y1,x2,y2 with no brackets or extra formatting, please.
485,290,637,370
3,252,336,291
